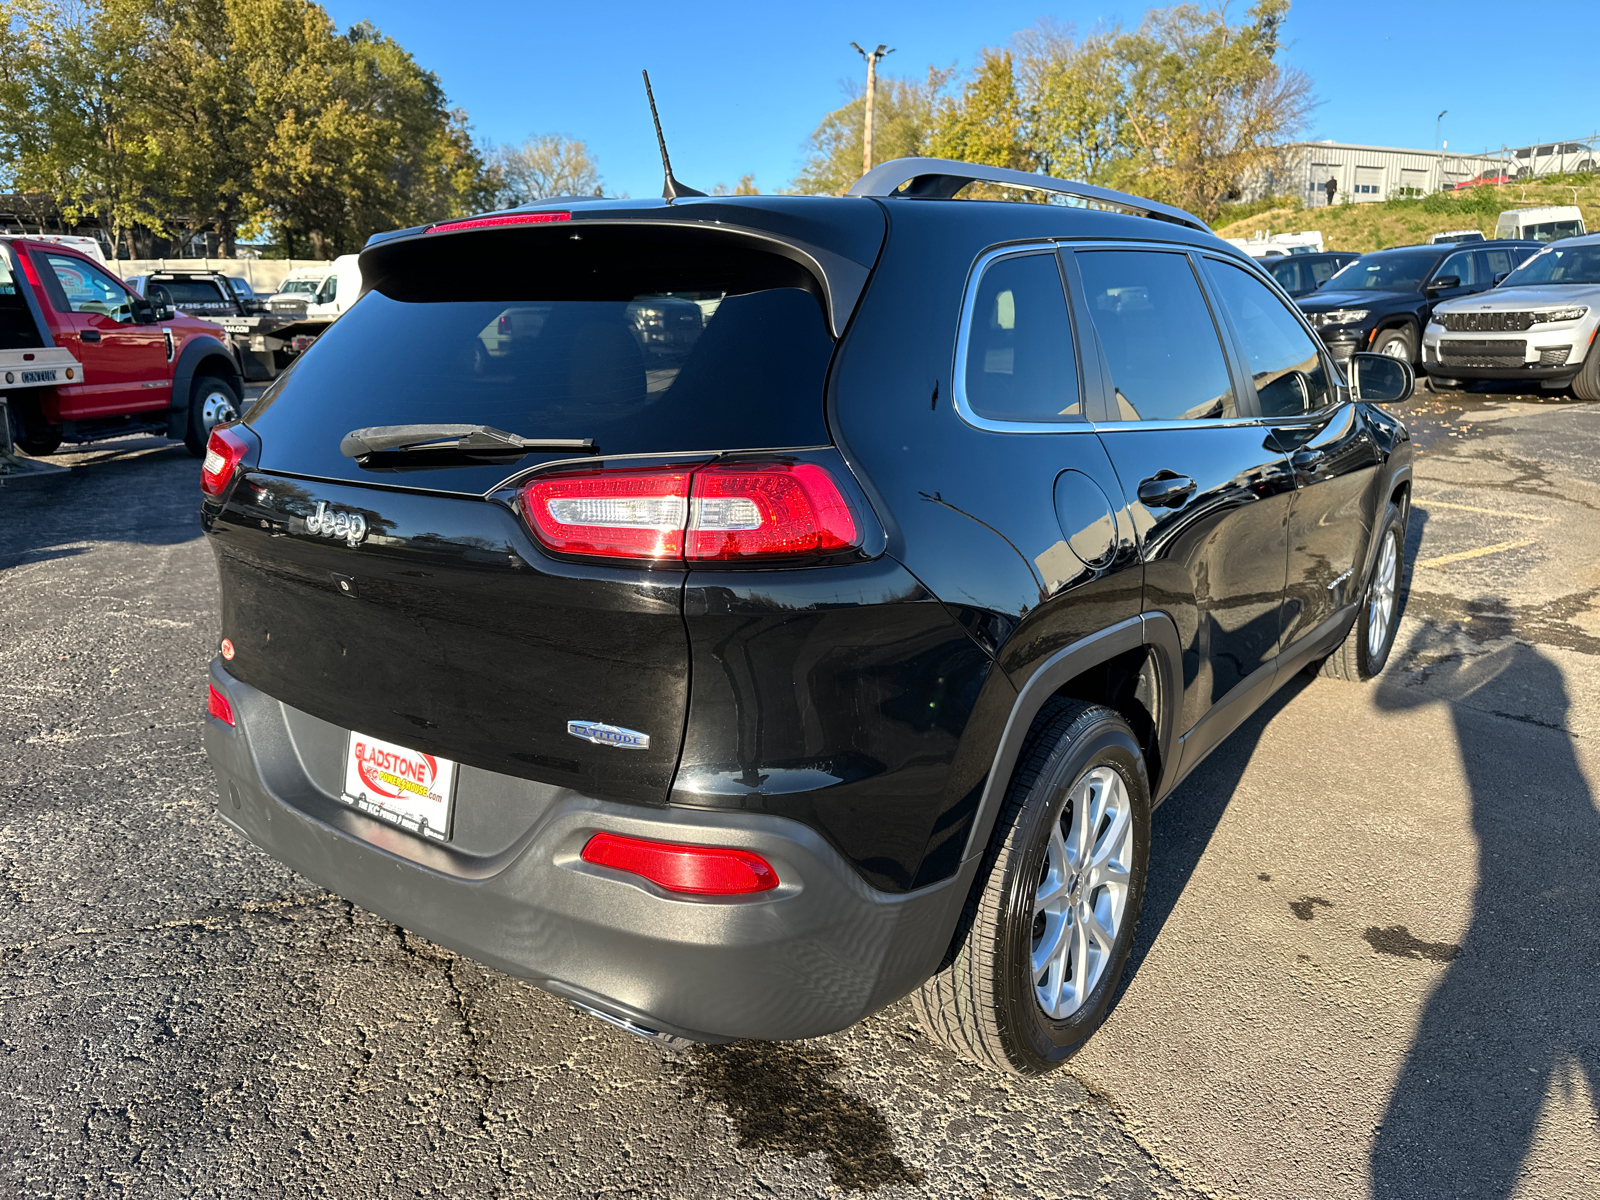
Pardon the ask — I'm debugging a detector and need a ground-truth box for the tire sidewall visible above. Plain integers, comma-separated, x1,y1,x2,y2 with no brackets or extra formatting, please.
185,375,241,455
996,719,1152,1070
1374,325,1416,363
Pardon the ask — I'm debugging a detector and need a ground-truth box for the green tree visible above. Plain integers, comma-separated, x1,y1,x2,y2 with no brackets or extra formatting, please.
0,0,168,254
927,50,1033,173
793,67,951,195
1014,22,1130,183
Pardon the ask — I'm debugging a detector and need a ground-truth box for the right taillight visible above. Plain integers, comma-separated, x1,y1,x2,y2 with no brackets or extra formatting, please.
200,426,249,496
516,461,860,564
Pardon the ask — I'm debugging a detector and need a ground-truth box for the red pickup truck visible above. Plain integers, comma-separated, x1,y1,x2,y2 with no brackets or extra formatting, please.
1,236,244,458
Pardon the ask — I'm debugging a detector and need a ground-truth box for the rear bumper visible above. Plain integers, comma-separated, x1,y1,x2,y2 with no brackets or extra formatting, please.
203,662,970,1043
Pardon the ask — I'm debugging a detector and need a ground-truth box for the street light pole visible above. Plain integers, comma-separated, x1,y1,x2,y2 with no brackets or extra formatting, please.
850,42,894,175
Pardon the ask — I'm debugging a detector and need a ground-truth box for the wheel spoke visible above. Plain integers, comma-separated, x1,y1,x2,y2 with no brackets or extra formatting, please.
1066,913,1091,1011
1036,824,1071,910
1032,912,1068,981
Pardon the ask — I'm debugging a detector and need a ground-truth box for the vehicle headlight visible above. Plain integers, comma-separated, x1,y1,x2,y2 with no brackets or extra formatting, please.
1533,306,1589,323
1310,309,1369,327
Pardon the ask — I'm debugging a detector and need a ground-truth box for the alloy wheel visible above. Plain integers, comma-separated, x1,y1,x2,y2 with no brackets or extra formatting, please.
1031,765,1133,1019
1367,529,1399,661
1379,338,1410,359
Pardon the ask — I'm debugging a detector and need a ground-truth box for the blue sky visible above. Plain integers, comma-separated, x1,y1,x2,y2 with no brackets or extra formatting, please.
324,1,1600,199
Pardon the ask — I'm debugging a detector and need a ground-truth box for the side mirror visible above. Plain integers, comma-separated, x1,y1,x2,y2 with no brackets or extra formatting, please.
1494,271,1510,285
1349,352,1415,404
1430,275,1461,291
131,297,157,324
147,284,176,321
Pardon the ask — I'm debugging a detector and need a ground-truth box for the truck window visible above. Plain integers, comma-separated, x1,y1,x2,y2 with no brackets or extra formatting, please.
43,253,135,323
0,253,43,350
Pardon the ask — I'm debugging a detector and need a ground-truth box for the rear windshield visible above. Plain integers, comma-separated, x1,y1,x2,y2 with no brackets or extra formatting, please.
157,279,231,306
246,229,836,493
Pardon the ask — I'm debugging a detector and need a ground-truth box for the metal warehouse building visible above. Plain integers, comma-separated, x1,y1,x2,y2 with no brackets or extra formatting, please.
1245,142,1512,206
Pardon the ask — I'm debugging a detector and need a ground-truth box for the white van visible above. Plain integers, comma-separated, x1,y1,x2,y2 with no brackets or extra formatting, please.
1494,206,1586,243
0,233,109,266
266,255,363,318
1223,230,1325,259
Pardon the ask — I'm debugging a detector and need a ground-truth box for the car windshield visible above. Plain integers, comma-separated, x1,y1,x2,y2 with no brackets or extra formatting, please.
1500,244,1600,286
279,280,319,295
1325,252,1437,292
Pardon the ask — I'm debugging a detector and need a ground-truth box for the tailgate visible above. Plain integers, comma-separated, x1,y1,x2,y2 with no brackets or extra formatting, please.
208,473,689,805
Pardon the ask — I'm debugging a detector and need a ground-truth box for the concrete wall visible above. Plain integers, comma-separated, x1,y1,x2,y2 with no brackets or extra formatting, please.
108,259,331,291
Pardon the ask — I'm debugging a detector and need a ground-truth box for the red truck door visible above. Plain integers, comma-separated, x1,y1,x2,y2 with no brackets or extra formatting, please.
31,249,170,419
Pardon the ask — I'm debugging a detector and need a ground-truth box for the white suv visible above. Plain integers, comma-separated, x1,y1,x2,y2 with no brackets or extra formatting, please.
1421,233,1600,400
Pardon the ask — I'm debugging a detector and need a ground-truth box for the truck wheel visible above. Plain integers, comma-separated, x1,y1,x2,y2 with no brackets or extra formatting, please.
184,376,241,456
15,432,63,457
1572,347,1600,402
912,700,1151,1075
1371,326,1416,364
1317,502,1408,681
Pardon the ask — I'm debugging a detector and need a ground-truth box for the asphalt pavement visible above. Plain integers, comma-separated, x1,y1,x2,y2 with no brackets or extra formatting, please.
2,388,1596,1200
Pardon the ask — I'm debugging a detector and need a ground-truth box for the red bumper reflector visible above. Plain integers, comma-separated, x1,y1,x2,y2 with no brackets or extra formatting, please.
207,684,235,726
581,833,779,895
429,212,571,233
200,426,248,496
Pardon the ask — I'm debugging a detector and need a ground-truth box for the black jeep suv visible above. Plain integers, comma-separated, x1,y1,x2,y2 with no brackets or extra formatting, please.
199,159,1416,1075
1298,239,1540,365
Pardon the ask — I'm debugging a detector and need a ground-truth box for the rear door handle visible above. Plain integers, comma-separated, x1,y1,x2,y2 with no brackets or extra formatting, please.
1291,448,1325,471
81,330,101,343
1137,473,1197,509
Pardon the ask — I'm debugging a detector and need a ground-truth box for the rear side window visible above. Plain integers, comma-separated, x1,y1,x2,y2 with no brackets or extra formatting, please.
961,251,1081,423
246,228,836,490
1309,259,1341,287
1074,249,1238,422
1206,260,1333,418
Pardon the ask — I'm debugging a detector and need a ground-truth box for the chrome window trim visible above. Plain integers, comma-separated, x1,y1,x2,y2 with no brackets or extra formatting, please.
951,241,1095,434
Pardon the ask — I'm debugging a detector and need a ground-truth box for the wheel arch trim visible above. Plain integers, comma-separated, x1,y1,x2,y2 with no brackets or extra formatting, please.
166,335,243,438
960,612,1183,864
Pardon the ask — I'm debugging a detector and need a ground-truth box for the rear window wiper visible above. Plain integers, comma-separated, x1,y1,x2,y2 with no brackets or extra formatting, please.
340,425,597,461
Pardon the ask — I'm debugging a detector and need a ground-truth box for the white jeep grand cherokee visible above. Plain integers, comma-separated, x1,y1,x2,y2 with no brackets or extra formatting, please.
1422,233,1600,400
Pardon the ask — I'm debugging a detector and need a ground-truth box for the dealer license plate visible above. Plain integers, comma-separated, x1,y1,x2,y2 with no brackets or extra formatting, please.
341,732,456,841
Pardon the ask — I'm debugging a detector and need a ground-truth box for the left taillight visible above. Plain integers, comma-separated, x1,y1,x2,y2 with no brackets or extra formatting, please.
200,426,249,496
516,460,860,564
206,684,235,726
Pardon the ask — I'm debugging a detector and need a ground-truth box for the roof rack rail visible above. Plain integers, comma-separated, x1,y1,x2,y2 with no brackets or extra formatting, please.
846,157,1211,234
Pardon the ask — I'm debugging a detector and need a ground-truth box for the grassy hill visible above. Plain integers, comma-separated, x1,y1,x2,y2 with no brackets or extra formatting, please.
1214,177,1600,252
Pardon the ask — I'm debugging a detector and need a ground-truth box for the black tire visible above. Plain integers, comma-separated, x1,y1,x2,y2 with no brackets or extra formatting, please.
1371,325,1417,364
1572,346,1600,403
14,432,63,457
912,700,1152,1076
184,375,242,456
1318,502,1408,681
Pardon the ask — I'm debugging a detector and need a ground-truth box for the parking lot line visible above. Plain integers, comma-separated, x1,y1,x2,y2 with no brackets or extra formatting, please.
1416,500,1553,522
1414,538,1538,569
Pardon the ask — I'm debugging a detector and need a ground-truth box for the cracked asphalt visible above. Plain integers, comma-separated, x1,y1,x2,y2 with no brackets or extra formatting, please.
2,387,1597,1199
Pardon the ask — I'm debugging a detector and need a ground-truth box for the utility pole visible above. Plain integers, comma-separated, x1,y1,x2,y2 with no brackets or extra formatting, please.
850,42,894,175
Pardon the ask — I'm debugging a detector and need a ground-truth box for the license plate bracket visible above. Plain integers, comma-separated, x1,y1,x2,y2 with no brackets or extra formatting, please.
341,731,456,841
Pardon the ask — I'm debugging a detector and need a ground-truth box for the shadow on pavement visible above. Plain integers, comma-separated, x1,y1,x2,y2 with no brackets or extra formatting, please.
1369,631,1600,1198
0,438,203,570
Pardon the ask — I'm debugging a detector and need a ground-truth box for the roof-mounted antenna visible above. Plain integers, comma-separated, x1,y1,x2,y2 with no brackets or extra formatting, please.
643,70,705,200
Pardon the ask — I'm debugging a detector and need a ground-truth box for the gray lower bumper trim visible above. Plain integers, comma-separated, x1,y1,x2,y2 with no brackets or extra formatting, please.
204,663,970,1042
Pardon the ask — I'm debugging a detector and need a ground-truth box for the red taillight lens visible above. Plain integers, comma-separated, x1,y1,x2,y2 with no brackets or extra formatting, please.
206,684,235,726
516,461,860,563
581,833,779,895
519,467,692,559
200,426,248,496
688,463,858,561
429,212,571,233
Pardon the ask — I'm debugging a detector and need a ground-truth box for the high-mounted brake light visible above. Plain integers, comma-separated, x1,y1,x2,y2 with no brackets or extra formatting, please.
581,833,779,895
428,212,571,234
200,426,249,496
516,461,860,563
206,684,235,726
